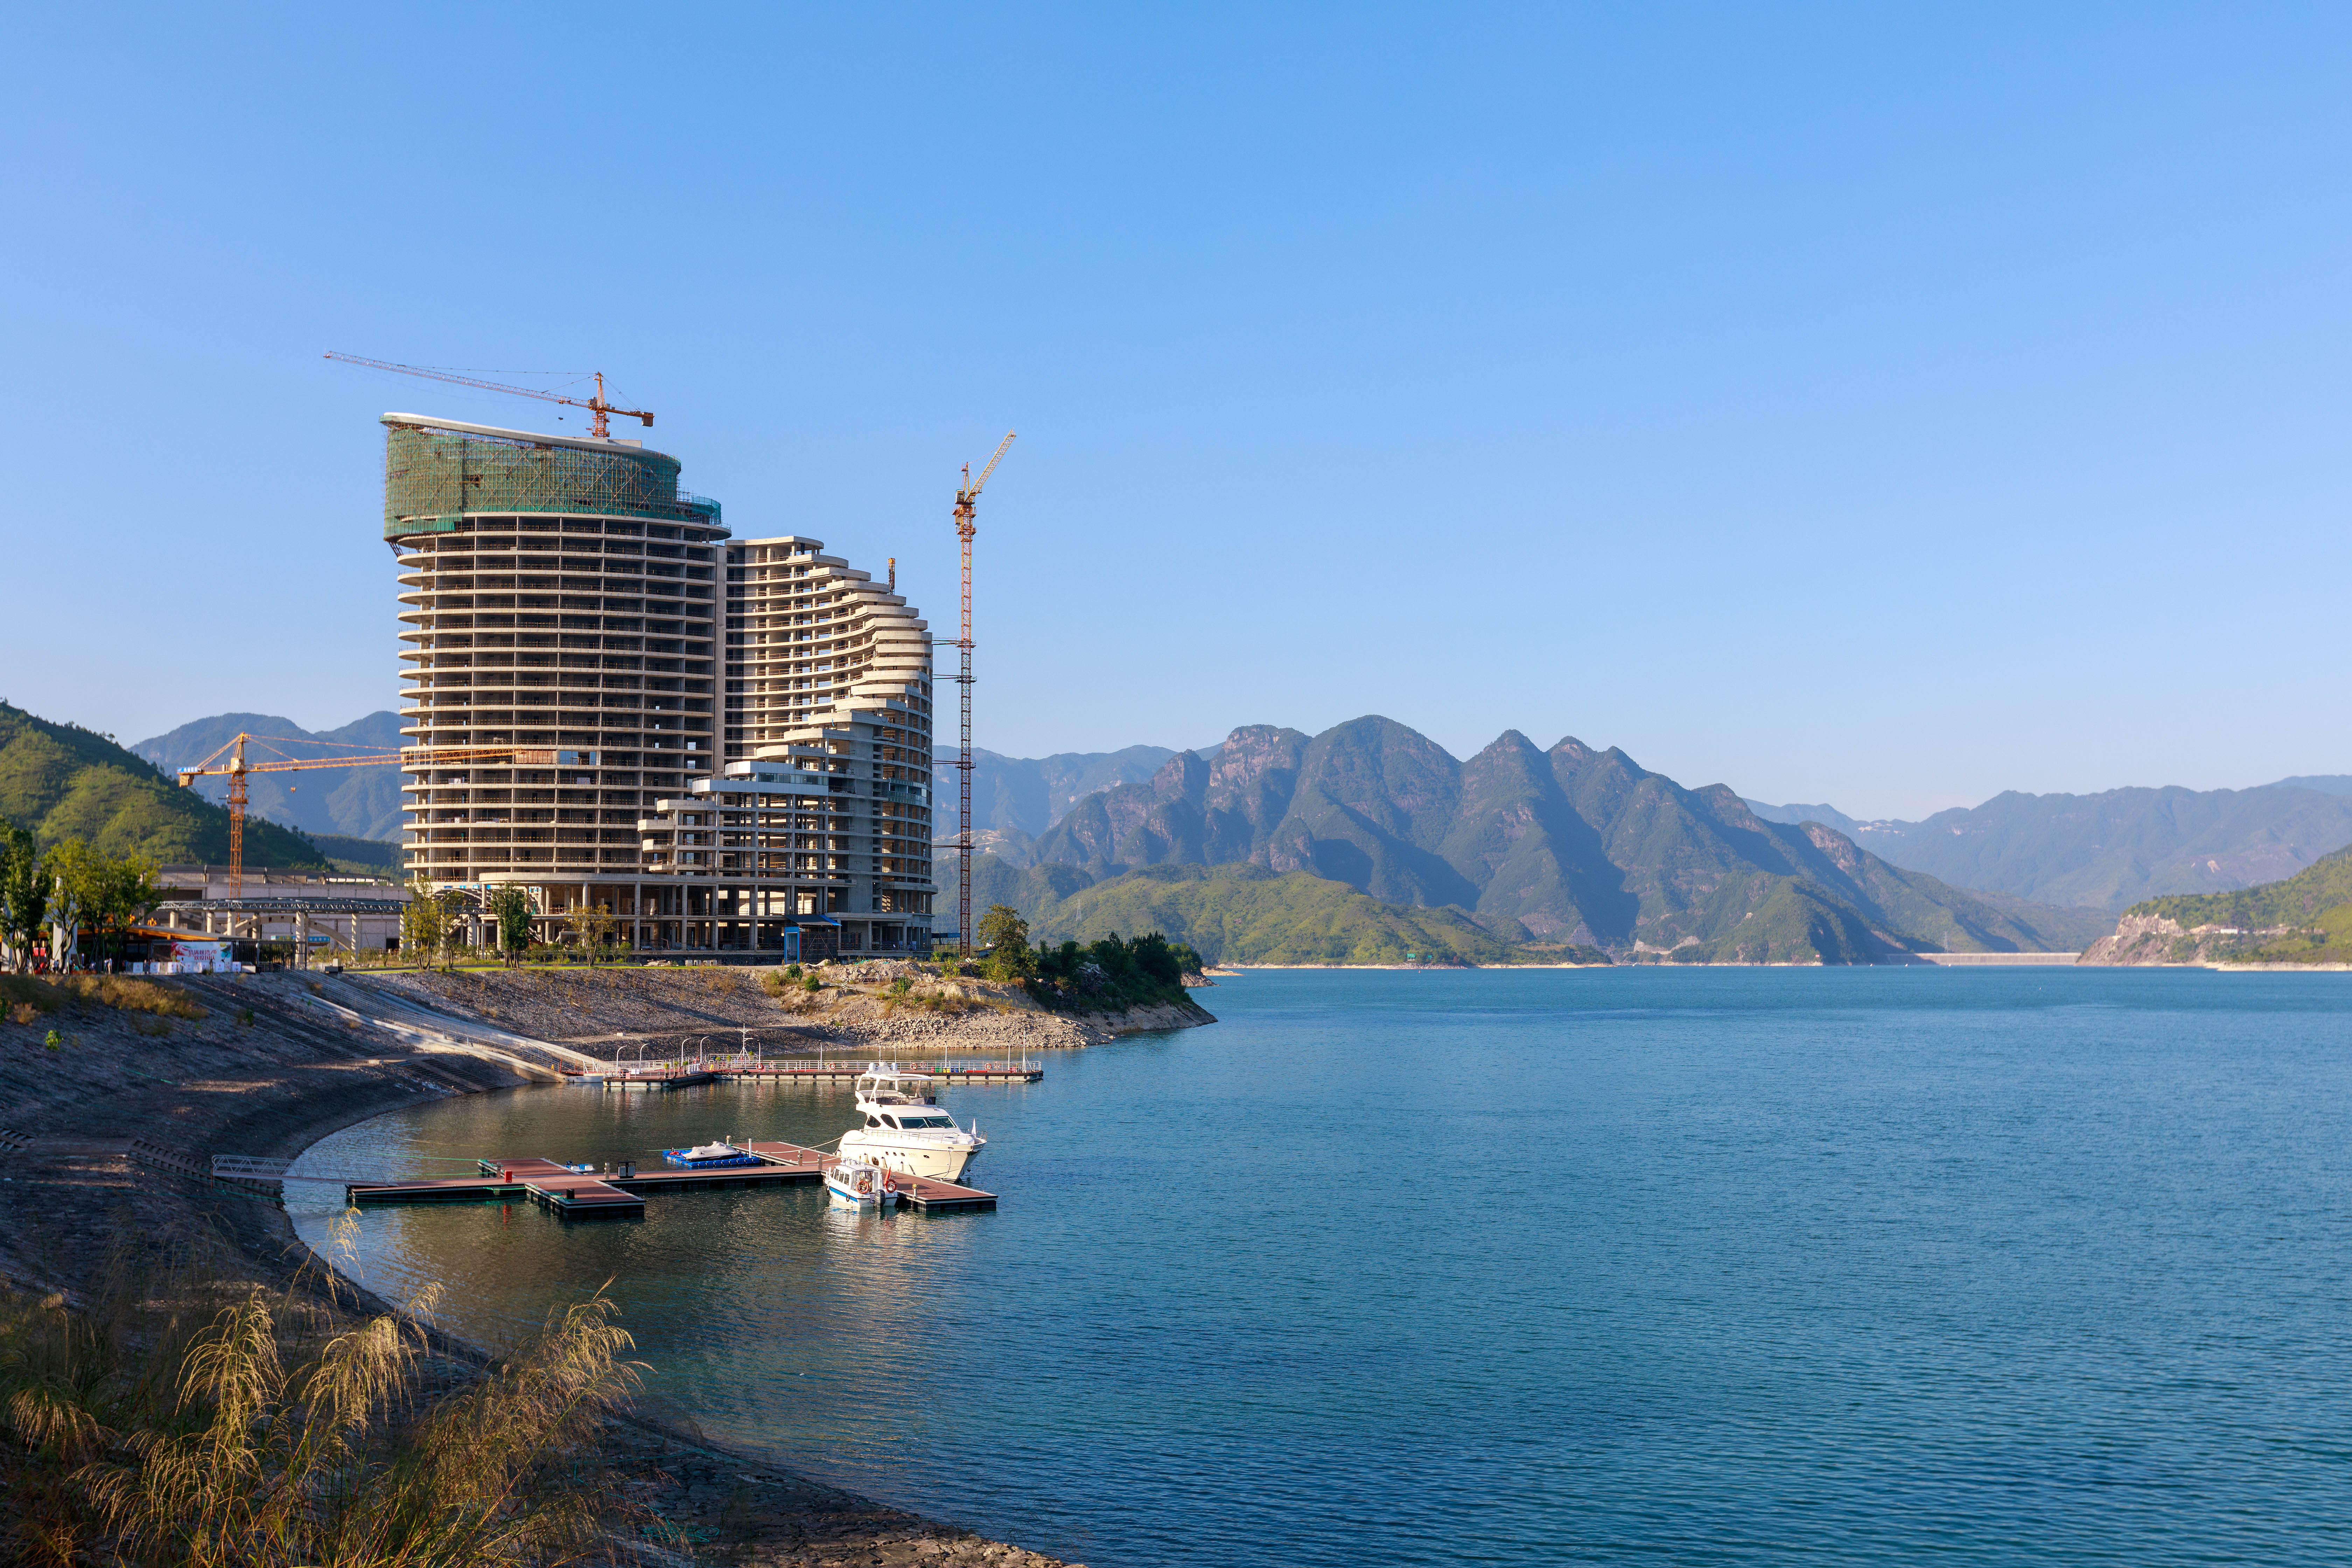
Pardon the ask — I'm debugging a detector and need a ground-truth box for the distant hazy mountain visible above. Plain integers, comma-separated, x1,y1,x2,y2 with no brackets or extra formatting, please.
1011,717,2105,961
1740,799,1864,835
1743,782,2352,911
133,712,407,841
2271,775,2352,796
0,702,325,868
929,744,1180,838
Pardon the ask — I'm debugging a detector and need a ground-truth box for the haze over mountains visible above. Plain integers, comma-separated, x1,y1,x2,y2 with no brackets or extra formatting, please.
943,745,1180,858
1744,780,2352,910
950,717,2113,963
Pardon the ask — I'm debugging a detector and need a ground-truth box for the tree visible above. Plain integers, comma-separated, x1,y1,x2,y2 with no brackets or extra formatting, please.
976,903,1029,953
0,822,47,973
975,904,1036,981
88,852,165,967
44,838,97,971
564,901,615,965
488,885,535,967
400,874,446,967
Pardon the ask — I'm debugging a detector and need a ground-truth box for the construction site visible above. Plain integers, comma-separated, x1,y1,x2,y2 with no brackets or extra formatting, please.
150,359,1017,966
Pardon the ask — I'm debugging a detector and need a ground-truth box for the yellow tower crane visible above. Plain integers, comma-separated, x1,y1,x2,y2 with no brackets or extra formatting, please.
177,734,558,897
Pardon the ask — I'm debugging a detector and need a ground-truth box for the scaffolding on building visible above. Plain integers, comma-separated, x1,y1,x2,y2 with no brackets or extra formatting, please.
383,419,723,538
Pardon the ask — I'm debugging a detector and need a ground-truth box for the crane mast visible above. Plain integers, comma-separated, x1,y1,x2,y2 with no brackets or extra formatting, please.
954,432,1016,958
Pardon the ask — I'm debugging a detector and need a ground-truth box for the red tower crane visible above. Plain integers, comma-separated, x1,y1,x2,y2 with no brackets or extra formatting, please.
953,432,1015,958
323,352,653,438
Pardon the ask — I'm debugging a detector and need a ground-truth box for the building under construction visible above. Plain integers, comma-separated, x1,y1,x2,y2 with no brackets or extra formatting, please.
386,412,936,957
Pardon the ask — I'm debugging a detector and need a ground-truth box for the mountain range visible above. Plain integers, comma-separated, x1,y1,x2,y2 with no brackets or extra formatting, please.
1744,780,2352,910
941,733,2352,917
959,717,2111,962
931,744,1181,849
132,712,407,841
0,702,326,868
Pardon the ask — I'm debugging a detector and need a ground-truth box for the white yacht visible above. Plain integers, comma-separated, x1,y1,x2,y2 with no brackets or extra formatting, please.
837,1065,986,1183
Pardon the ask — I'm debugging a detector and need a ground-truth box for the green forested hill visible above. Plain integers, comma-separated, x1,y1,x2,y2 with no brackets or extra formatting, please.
1033,863,1520,965
2123,845,2352,963
2135,844,2352,928
943,848,2094,967
950,855,1521,965
0,702,328,867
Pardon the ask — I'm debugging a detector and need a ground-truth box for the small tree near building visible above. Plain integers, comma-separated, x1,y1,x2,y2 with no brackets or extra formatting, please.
401,875,446,968
91,852,165,967
0,823,48,974
565,902,616,965
488,885,534,967
44,839,97,970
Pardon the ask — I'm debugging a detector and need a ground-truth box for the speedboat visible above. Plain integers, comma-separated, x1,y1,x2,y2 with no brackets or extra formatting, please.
825,1157,898,1206
663,1138,758,1169
837,1064,986,1182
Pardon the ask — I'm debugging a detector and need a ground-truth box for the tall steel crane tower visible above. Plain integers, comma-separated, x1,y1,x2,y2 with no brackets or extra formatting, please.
954,432,1016,957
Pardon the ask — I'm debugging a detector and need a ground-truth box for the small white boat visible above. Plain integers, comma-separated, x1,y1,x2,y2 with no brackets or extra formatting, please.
825,1157,898,1206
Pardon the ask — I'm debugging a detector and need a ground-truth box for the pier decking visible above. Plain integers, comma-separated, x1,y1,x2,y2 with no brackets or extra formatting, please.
575,1062,1043,1089
343,1140,996,1219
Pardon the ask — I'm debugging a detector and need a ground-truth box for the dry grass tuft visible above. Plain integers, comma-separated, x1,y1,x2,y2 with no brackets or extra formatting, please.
0,1237,643,1567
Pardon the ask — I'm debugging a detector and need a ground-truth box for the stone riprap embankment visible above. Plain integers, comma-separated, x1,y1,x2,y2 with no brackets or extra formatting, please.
0,969,1097,1566
373,959,1214,1060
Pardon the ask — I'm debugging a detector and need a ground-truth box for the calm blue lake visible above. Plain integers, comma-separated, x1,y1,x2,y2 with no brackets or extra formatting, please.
290,967,2352,1566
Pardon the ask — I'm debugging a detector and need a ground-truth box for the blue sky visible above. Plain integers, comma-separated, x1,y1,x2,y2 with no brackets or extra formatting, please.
6,4,2348,819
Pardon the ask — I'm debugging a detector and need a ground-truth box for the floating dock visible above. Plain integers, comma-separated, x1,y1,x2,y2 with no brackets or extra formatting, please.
573,1063,1042,1089
343,1140,996,1219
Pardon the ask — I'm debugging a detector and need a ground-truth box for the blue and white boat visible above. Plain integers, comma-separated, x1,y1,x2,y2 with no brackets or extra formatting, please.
825,1157,897,1206
663,1139,759,1169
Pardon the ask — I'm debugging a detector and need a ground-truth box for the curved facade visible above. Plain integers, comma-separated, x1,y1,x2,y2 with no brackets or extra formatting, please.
626,536,936,955
388,413,931,956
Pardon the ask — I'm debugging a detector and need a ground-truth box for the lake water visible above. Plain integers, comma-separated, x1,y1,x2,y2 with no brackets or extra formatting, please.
289,967,2352,1566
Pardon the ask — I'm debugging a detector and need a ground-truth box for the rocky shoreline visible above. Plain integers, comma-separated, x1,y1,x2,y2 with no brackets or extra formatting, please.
0,965,1209,1565
2080,913,2352,969
371,958,1216,1059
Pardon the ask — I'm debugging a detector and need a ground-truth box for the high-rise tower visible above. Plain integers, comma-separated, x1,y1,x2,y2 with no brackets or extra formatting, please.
386,411,931,957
